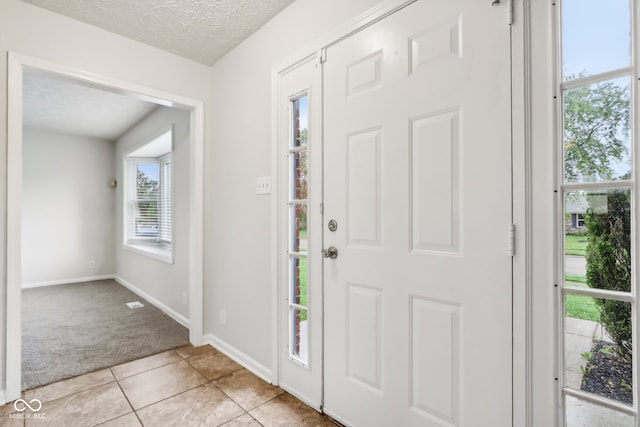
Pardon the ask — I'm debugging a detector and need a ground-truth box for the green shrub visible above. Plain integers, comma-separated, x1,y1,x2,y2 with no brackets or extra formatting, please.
584,190,632,355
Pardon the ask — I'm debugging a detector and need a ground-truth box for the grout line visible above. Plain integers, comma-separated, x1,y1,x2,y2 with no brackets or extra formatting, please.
110,350,184,381
226,411,265,426
212,372,286,413
111,376,139,425
176,344,218,361
125,377,214,412
24,374,117,406
210,384,253,426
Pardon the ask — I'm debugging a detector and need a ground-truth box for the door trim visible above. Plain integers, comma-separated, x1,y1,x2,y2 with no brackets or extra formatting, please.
511,1,534,425
5,52,205,401
270,0,530,423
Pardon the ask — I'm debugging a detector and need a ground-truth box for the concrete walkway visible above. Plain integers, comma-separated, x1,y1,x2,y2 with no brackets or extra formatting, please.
564,317,608,390
564,317,634,426
565,255,587,278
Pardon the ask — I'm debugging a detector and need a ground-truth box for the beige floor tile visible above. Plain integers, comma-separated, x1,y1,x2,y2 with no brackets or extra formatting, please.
187,351,244,381
136,382,244,427
175,344,217,359
118,360,208,410
111,350,182,380
25,382,131,427
220,413,262,426
0,416,24,427
0,404,24,427
251,393,338,427
24,369,114,403
0,400,21,417
96,412,141,427
214,369,284,410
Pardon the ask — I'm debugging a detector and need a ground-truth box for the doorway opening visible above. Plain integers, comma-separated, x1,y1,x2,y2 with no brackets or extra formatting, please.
6,53,204,401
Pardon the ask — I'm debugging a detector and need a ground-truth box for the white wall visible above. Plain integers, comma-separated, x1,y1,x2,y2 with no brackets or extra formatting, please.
115,106,191,320
205,0,386,374
22,128,115,286
0,0,210,396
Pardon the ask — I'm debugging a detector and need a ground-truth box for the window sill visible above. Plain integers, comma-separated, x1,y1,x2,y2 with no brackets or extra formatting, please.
124,241,173,264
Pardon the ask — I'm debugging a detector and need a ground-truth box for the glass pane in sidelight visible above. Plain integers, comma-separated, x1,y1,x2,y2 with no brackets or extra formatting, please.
290,256,308,308
564,298,633,405
564,189,631,292
290,204,308,253
292,96,308,147
291,151,308,200
562,0,630,81
565,395,634,427
563,77,631,184
290,307,308,363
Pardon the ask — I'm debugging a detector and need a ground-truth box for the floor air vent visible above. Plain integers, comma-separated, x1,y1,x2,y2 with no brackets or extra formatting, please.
126,301,144,309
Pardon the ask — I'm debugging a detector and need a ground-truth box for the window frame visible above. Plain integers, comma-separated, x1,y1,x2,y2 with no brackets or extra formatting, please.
123,132,174,264
555,0,638,423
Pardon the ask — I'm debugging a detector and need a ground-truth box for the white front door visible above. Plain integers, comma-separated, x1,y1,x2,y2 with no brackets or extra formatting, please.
322,1,513,425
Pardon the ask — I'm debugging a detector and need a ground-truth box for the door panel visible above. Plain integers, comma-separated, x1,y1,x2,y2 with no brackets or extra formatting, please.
323,1,512,425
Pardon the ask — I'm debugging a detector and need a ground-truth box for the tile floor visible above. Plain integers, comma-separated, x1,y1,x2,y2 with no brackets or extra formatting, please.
1,345,340,427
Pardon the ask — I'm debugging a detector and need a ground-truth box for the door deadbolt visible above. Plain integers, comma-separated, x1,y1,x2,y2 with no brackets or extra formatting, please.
322,246,338,259
328,219,338,232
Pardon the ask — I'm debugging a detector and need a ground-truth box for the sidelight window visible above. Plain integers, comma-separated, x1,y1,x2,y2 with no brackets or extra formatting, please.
288,95,309,364
558,0,636,424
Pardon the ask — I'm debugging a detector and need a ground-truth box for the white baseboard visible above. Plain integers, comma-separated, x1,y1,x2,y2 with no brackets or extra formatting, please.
0,390,5,406
203,334,273,384
22,275,115,289
113,276,190,328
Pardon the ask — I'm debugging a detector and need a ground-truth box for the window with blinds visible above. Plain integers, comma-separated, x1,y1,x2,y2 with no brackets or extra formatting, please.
124,129,173,262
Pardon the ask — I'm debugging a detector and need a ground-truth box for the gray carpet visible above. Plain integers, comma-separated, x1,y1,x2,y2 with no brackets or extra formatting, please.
22,279,189,390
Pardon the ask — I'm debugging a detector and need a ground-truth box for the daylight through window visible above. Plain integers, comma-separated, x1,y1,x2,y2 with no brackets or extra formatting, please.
125,129,173,262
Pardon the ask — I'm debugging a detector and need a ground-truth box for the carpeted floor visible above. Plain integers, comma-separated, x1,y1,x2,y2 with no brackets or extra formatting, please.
22,279,189,390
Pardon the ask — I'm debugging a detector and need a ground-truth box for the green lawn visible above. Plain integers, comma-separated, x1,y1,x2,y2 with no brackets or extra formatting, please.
564,236,595,320
298,254,308,321
565,234,589,256
565,279,600,322
566,294,600,322
299,256,308,307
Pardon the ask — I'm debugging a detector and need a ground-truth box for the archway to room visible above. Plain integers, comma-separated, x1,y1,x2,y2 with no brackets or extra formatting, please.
5,54,204,401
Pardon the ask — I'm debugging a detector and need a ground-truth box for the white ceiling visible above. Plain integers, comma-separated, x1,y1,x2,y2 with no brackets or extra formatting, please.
23,67,159,141
19,0,295,66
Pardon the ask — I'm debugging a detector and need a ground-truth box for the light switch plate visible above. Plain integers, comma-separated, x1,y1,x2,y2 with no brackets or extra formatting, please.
256,176,271,195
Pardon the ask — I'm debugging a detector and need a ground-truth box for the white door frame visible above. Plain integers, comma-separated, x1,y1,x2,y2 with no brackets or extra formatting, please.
5,52,205,401
270,0,531,423
526,0,566,424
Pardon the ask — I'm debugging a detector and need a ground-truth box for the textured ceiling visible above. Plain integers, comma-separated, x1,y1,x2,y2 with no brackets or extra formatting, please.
23,68,158,141
19,0,295,65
